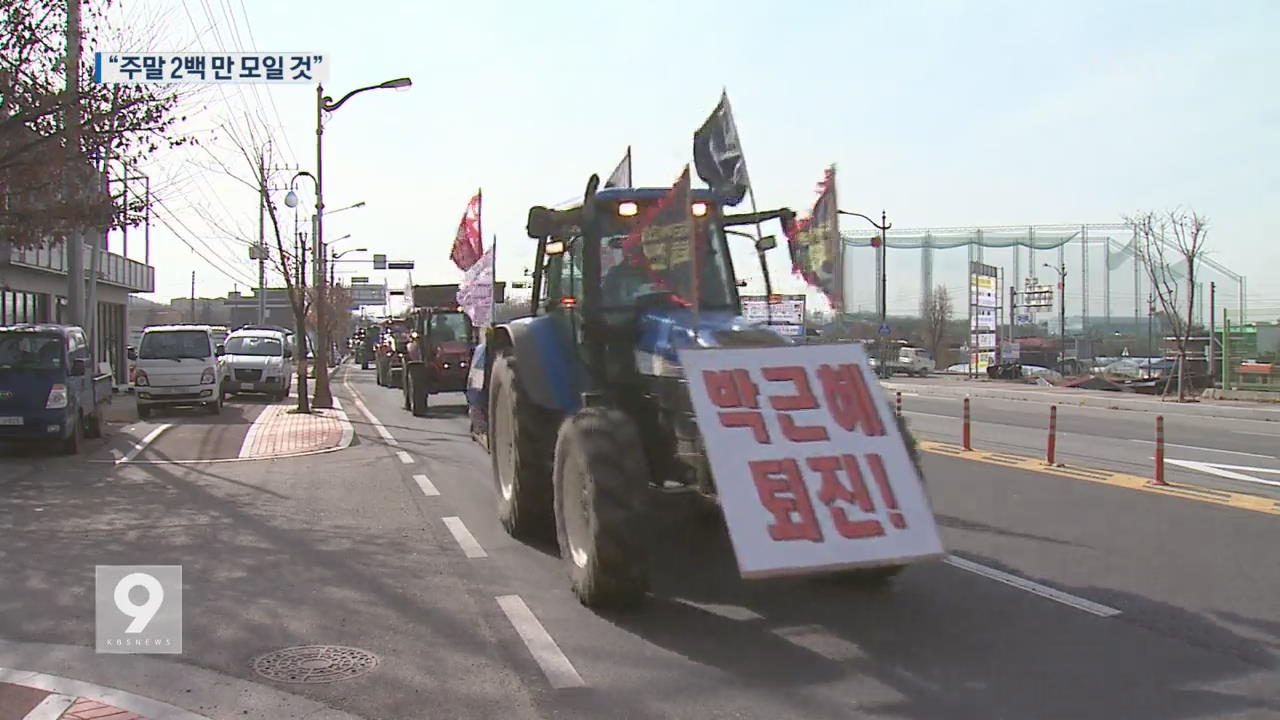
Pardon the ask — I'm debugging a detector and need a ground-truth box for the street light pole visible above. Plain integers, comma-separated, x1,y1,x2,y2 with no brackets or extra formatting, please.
838,209,893,377
312,76,412,409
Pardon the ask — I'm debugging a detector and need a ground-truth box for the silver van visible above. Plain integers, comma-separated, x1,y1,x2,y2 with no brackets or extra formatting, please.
221,328,294,401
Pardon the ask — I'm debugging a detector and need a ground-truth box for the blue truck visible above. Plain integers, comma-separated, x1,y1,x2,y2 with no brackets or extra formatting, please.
0,324,115,454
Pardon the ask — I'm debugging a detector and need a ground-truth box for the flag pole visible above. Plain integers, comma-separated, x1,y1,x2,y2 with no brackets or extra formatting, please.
490,233,497,328
687,166,700,333
722,90,773,326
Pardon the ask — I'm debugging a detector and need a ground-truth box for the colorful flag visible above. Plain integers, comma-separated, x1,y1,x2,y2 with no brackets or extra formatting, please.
620,165,695,307
786,166,842,310
604,146,632,189
693,90,749,206
451,190,484,271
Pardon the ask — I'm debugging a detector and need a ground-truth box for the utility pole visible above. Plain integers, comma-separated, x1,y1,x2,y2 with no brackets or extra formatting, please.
190,271,196,322
1147,293,1155,369
312,83,333,408
64,0,84,328
258,150,267,325
1209,281,1216,386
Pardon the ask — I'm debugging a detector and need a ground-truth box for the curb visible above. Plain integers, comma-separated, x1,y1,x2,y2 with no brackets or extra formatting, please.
918,440,1280,517
0,640,365,720
883,381,1280,422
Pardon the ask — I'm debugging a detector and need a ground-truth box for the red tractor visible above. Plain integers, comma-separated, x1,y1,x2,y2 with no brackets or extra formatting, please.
401,284,479,416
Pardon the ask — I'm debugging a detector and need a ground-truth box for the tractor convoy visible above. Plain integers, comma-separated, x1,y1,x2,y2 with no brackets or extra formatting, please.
357,173,941,610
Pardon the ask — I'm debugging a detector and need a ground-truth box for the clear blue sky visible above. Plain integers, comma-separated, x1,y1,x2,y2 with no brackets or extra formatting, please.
115,0,1280,321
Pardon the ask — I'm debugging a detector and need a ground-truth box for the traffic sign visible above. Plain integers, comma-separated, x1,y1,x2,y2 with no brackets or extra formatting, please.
351,276,369,284
1015,314,1033,324
878,323,892,336
387,261,415,270
372,254,387,270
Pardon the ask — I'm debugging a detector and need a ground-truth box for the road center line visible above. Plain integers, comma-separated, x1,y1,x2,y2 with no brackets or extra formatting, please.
115,424,171,465
396,451,415,465
413,473,440,496
943,554,1121,618
342,376,398,447
496,595,586,689
23,693,77,720
903,410,957,420
1129,439,1273,459
442,516,487,558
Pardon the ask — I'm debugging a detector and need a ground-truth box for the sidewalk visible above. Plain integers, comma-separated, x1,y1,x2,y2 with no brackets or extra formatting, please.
0,678,199,720
881,375,1280,422
237,400,353,460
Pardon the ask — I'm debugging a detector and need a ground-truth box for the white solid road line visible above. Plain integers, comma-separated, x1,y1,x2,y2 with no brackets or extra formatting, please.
116,424,172,465
413,473,440,497
496,595,586,689
1163,458,1280,488
1129,438,1273,459
22,693,76,720
397,450,415,465
944,555,1122,618
903,410,958,421
342,375,399,447
442,516,487,558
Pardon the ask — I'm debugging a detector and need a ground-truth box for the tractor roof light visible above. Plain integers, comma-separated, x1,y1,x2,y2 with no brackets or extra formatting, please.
691,202,708,217
618,201,639,217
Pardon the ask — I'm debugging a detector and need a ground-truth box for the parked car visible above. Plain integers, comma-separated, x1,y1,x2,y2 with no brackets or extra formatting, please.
0,323,114,454
133,324,226,418
221,328,294,401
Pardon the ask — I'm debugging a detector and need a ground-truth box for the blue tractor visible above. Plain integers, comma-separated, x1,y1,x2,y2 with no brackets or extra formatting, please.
467,175,919,608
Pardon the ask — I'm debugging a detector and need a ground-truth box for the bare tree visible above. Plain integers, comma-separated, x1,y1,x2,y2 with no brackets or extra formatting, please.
1125,209,1209,401
1,0,198,249
924,285,952,366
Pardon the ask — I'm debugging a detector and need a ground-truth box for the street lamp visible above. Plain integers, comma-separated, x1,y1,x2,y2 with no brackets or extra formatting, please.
330,246,366,286
1044,263,1067,373
839,209,893,377
311,75,413,408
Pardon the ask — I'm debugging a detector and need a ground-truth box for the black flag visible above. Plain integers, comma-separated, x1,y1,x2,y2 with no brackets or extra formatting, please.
604,146,632,189
692,91,749,206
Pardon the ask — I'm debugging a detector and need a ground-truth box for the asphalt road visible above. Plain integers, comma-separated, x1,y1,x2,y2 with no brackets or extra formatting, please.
894,390,1280,500
1,365,1278,719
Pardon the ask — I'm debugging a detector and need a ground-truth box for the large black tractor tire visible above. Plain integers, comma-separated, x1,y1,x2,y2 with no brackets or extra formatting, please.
822,412,925,588
553,406,652,610
489,350,556,540
406,364,430,416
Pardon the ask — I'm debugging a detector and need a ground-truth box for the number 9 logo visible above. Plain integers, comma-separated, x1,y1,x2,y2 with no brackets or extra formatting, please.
114,572,164,633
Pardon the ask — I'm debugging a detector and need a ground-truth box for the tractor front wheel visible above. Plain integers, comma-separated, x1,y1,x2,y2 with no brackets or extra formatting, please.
489,350,555,540
553,406,651,609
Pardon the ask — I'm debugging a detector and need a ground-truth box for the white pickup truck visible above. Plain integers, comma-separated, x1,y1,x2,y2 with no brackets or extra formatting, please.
873,345,934,376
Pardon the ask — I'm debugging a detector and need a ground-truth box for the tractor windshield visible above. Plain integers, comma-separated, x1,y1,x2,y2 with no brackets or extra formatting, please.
599,217,735,311
429,312,471,343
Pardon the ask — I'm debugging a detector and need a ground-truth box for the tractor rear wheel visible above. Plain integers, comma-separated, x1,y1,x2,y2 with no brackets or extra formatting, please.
407,364,430,416
489,350,555,540
553,406,651,609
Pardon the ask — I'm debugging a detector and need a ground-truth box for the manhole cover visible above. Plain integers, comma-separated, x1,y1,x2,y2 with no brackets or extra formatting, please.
252,645,380,684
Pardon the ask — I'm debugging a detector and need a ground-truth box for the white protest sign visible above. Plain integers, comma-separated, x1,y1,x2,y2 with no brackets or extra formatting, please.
677,342,944,578
457,247,494,327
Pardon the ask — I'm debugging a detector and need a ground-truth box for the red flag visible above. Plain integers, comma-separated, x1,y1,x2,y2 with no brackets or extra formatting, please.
451,191,484,271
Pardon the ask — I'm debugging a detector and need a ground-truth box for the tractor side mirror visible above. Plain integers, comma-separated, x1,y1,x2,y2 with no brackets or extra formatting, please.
755,235,777,252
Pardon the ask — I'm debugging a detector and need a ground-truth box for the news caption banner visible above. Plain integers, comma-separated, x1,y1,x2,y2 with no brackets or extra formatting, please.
678,343,945,578
95,565,183,654
94,52,329,84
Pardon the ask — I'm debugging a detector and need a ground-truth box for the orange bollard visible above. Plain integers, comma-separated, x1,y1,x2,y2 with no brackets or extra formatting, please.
962,396,972,451
1152,415,1168,486
1046,405,1058,465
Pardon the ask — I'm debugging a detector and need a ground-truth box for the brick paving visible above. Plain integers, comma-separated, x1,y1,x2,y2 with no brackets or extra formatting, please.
238,403,348,459
0,683,146,720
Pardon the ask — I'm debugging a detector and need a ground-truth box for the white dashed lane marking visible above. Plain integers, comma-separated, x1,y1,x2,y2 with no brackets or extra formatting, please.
413,474,440,496
944,554,1122,617
442,517,487,558
397,451,414,465
496,595,586,689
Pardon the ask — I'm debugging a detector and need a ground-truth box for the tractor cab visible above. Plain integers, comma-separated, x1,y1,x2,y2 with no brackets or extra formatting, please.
400,284,479,415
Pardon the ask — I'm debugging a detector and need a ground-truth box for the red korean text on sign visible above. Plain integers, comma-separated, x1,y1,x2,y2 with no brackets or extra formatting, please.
749,459,823,542
808,453,908,539
816,363,886,436
703,368,770,443
761,365,831,442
